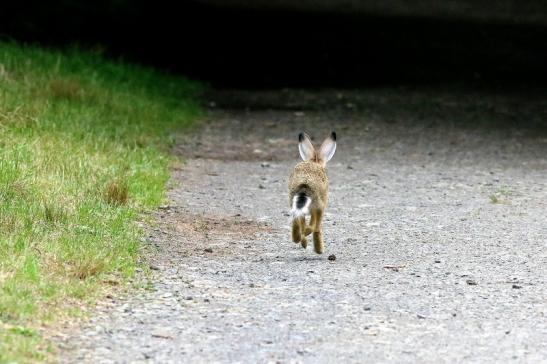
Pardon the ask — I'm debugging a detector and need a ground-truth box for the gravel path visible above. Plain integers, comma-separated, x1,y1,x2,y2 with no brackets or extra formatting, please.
61,88,547,363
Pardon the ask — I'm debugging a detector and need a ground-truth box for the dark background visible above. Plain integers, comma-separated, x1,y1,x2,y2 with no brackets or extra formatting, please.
2,0,547,88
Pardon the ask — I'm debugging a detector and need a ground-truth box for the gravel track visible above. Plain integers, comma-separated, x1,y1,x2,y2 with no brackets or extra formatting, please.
61,88,547,363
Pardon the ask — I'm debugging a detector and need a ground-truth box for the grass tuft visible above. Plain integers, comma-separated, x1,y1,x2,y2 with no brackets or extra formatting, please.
43,201,67,224
103,180,129,206
8,326,39,338
0,41,202,362
48,78,84,100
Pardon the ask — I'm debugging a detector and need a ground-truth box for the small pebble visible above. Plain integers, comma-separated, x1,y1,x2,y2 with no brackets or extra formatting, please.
204,248,213,253
151,329,174,339
466,279,478,286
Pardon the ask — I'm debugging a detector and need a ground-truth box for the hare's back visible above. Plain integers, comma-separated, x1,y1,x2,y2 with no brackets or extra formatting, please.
289,161,328,196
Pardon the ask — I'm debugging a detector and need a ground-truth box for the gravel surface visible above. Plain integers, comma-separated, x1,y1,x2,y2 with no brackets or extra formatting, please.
61,88,547,363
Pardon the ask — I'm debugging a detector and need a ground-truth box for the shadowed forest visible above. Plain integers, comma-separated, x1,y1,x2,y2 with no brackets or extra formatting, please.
3,0,547,88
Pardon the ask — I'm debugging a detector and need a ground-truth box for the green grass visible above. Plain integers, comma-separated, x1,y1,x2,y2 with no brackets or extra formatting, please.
0,41,202,362
489,187,514,204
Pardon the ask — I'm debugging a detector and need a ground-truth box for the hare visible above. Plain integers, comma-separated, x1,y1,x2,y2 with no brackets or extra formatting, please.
288,132,336,254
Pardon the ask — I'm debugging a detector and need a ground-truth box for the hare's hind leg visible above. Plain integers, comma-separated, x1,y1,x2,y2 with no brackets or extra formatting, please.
298,216,308,248
292,216,308,248
304,213,316,236
291,218,302,243
311,209,324,254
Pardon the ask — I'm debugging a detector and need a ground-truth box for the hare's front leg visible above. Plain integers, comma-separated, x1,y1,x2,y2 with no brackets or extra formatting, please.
311,209,324,254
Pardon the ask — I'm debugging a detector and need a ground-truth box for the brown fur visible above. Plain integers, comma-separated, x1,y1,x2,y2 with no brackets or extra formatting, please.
288,132,336,254
288,161,328,213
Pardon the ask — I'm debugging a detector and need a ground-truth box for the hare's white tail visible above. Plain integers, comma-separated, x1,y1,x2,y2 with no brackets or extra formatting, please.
291,192,311,218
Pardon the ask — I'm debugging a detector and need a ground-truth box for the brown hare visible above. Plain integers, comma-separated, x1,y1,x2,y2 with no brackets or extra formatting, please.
288,132,336,254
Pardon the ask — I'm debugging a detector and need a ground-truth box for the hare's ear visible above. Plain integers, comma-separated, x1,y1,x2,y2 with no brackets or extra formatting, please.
298,132,315,161
319,131,336,164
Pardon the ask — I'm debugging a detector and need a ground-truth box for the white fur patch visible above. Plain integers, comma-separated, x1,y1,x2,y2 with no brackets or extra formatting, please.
290,195,311,218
